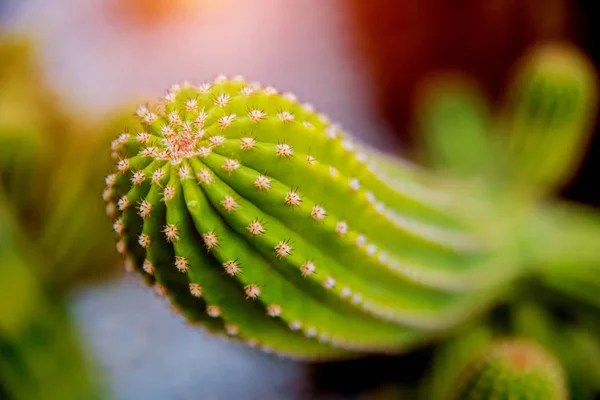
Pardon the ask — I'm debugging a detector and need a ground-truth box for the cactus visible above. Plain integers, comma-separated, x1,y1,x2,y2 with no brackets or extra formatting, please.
103,43,600,361
0,36,119,399
510,302,600,399
447,338,567,400
416,42,597,198
498,42,598,194
426,300,600,400
413,41,600,308
104,76,562,359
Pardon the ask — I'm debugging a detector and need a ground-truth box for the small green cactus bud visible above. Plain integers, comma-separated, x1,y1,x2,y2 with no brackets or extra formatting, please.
499,42,598,194
448,338,568,400
105,76,523,359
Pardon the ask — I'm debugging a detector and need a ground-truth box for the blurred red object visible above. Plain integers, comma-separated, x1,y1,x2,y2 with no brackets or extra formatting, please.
348,0,578,150
108,0,198,28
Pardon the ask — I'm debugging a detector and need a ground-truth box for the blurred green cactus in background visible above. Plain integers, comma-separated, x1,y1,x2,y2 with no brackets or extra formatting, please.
424,302,600,399
499,42,598,194
105,76,535,359
416,41,598,196
447,338,567,400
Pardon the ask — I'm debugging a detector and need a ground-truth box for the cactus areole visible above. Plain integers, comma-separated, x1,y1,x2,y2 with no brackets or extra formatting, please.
104,76,516,360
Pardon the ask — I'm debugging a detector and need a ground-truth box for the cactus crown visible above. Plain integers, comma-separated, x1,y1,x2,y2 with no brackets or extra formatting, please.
104,75,518,359
448,338,568,400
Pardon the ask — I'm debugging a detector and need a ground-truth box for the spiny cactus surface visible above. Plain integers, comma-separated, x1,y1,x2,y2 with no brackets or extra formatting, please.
104,76,524,359
448,338,568,400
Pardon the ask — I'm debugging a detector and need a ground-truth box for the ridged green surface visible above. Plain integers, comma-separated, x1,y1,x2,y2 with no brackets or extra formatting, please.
104,77,526,359
448,339,567,400
0,36,116,399
499,42,597,194
416,42,597,199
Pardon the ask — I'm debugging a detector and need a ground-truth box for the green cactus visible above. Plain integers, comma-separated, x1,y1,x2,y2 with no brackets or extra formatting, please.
105,74,579,359
447,338,567,400
0,38,62,230
416,42,597,198
103,41,600,361
498,42,598,194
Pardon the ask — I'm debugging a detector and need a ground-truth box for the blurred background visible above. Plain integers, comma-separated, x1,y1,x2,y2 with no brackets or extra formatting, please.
0,0,598,399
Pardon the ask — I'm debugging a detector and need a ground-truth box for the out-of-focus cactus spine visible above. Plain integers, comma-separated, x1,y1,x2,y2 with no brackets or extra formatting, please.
104,76,542,359
447,338,567,400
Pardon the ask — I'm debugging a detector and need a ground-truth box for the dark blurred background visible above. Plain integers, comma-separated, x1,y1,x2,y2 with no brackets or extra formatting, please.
1,1,598,399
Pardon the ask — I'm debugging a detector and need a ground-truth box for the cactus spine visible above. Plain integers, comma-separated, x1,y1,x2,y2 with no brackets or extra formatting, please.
104,76,541,359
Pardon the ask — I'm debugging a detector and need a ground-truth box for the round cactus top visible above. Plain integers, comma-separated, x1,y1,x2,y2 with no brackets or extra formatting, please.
112,75,350,167
450,338,567,400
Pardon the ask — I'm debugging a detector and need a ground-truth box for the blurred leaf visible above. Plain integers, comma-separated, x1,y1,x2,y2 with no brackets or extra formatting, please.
0,35,123,293
415,73,495,177
0,197,104,400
